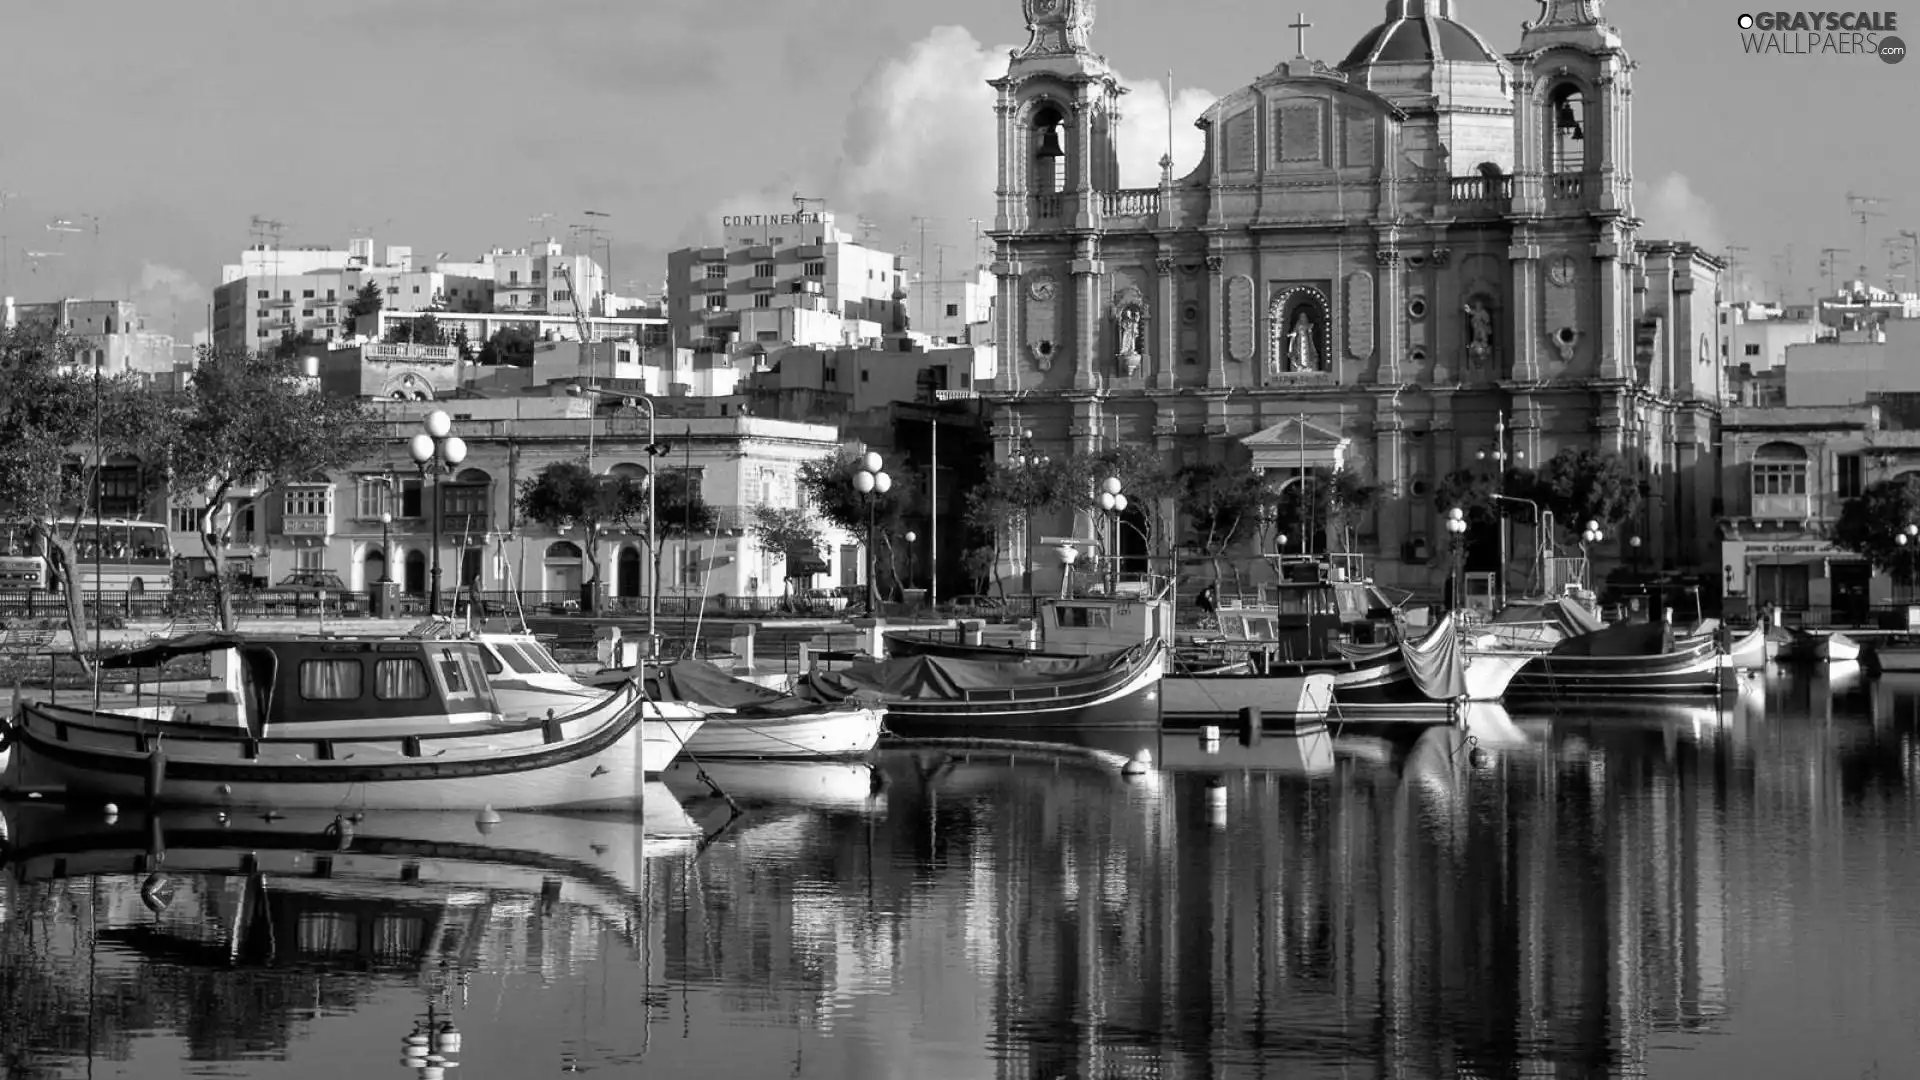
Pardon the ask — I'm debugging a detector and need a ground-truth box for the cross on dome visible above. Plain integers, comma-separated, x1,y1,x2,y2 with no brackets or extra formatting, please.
1289,12,1314,57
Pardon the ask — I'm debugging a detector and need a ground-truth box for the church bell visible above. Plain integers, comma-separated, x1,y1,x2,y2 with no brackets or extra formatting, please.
1035,126,1065,158
1556,102,1585,140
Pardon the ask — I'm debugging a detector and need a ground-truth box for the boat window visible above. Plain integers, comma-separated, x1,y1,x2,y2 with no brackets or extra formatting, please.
298,659,363,701
437,650,469,694
1056,605,1110,629
478,646,504,675
374,658,431,700
529,645,565,674
495,644,541,675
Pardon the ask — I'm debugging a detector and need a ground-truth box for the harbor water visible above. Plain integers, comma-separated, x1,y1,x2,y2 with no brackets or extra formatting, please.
3,665,1919,1078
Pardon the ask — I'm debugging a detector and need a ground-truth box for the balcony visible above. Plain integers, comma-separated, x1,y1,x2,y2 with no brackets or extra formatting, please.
441,512,490,539
748,275,777,290
747,245,774,260
1751,493,1812,521
699,278,730,292
279,512,335,539
1101,189,1161,218
1034,195,1064,220
1549,173,1584,200
1448,175,1513,205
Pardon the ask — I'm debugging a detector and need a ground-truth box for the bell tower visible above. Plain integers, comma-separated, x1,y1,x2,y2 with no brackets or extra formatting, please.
1507,0,1635,382
989,0,1124,389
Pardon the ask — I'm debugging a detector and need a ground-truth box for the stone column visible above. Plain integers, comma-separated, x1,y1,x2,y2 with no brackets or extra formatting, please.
993,261,1021,388
1374,248,1401,383
1508,228,1542,381
1595,228,1625,380
1154,253,1177,389
1073,237,1102,390
1072,94,1097,230
1373,410,1407,573
1206,254,1226,387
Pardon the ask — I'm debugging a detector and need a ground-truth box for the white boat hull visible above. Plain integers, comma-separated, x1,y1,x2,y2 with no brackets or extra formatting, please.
491,683,706,777
1463,651,1533,702
3,682,687,812
1159,672,1335,725
1877,645,1920,672
684,706,884,759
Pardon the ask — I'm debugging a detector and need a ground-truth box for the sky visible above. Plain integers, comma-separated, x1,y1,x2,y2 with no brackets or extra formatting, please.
0,0,1910,338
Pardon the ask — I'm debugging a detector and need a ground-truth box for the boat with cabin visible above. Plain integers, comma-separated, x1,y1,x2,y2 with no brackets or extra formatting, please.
883,569,1332,726
1503,621,1734,700
0,631,667,810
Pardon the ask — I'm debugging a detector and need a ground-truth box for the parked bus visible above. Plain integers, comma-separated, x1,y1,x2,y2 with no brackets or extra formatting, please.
0,518,176,596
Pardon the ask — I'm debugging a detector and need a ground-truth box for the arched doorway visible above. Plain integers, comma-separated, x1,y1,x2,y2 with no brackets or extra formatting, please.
403,550,427,596
459,548,483,590
617,544,642,598
543,541,583,597
364,546,387,589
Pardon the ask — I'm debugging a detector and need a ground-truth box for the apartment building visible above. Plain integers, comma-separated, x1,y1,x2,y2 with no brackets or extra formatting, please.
664,210,907,352
2,297,179,381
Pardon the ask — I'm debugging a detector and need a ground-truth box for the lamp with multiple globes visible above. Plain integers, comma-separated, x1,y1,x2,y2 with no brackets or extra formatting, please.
407,410,468,616
1445,506,1468,610
1097,476,1128,590
853,452,892,614
1010,429,1050,593
1899,523,1920,599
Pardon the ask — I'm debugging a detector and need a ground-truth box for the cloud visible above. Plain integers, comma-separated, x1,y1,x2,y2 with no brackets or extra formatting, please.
1636,173,1727,257
689,27,1216,255
116,262,209,334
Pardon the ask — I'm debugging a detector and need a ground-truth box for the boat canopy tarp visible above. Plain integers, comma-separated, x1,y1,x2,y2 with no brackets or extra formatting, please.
647,659,849,717
1548,622,1676,657
1399,615,1469,699
99,631,250,669
799,647,1132,703
1490,597,1604,636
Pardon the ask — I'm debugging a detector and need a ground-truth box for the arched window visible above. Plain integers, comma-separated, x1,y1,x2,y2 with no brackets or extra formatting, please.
1548,85,1586,174
1751,442,1809,514
1032,105,1067,194
544,541,583,559
760,468,778,505
617,544,642,598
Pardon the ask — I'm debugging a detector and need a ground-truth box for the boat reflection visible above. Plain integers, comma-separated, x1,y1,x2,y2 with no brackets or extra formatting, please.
1155,726,1335,775
0,793,694,1074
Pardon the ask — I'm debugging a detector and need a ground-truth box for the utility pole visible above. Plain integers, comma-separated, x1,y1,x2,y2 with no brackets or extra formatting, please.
571,209,611,316
1900,231,1920,296
930,242,956,338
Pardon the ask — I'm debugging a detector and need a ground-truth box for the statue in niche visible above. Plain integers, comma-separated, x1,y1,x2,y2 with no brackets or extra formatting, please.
1114,305,1144,375
1463,299,1494,360
1286,309,1320,372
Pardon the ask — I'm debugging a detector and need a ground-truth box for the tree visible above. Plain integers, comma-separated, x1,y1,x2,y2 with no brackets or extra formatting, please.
340,282,383,336
1059,444,1176,562
748,505,824,598
451,327,475,363
1834,475,1920,573
516,461,647,595
1526,448,1643,541
383,313,447,347
477,326,537,367
270,329,317,361
799,450,919,600
0,323,176,655
1176,462,1267,586
647,470,718,597
166,347,376,629
962,458,1070,596
960,545,996,595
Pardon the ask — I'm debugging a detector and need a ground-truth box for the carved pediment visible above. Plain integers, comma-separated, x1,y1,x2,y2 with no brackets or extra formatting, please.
1243,416,1349,449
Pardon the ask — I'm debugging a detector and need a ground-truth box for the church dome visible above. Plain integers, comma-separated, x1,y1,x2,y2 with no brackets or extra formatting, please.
1339,0,1502,70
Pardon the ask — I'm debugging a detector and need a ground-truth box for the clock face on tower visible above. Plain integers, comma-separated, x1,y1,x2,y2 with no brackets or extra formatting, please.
1547,255,1577,287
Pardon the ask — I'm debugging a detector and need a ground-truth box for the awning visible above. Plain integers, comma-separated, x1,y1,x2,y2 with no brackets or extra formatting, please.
99,630,247,669
783,549,829,577
1745,552,1855,567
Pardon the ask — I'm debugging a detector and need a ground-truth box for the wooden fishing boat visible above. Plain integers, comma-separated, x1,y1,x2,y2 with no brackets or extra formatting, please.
467,630,704,773
1776,628,1862,665
1504,623,1733,700
637,659,883,759
795,639,1166,731
1332,615,1532,706
0,632,661,811
1871,637,1920,673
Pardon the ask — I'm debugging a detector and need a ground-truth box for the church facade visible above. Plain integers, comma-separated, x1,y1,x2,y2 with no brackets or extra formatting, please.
982,0,1724,595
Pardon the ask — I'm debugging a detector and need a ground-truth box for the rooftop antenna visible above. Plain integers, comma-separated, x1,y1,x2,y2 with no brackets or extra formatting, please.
931,241,955,334
528,211,556,241
47,216,87,299
1847,192,1886,278
571,209,612,313
1820,247,1850,299
1898,230,1920,295
791,193,827,215
249,214,286,307
855,216,880,245
1725,244,1750,302
967,217,989,269
910,216,938,331
0,190,19,300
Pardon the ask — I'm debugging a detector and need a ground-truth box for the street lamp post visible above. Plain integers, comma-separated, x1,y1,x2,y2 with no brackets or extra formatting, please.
1580,519,1606,591
409,410,468,617
1097,476,1127,593
1010,429,1050,594
379,512,393,583
1476,413,1524,608
1445,507,1468,611
905,530,918,596
853,452,891,616
1899,523,1919,601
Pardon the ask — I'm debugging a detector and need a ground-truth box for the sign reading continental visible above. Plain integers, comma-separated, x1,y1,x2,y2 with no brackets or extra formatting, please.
722,212,828,227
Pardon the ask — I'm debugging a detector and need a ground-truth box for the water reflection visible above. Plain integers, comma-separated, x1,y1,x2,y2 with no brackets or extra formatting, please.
9,677,1920,1077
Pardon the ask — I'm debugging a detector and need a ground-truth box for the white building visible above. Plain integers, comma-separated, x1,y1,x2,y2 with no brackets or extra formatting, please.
912,267,996,346
665,209,908,352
